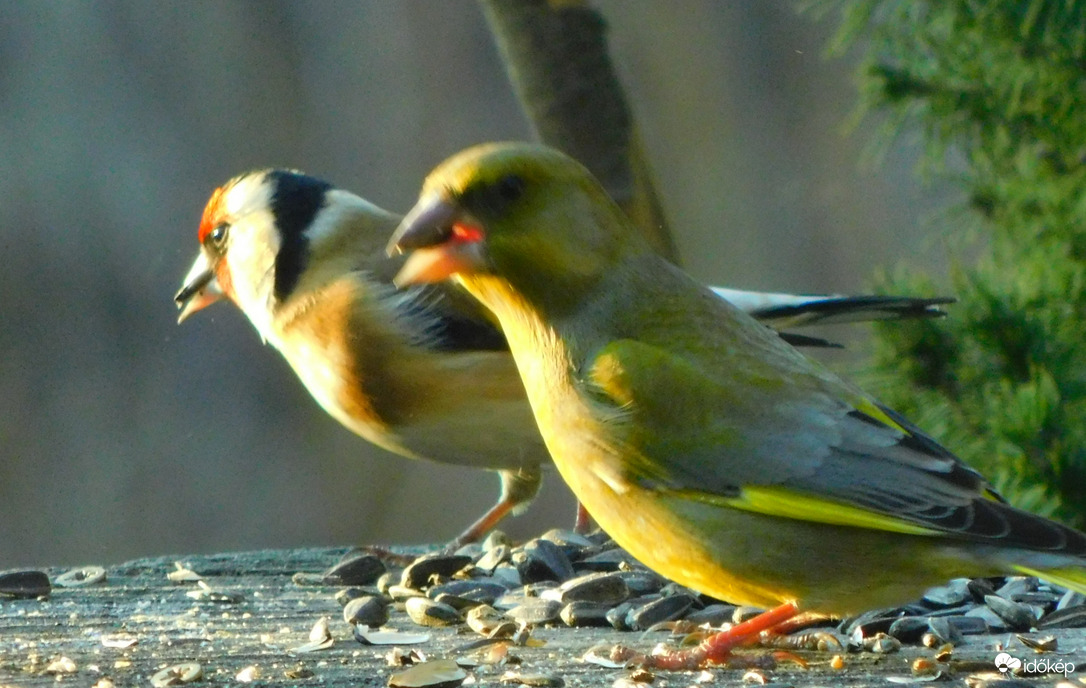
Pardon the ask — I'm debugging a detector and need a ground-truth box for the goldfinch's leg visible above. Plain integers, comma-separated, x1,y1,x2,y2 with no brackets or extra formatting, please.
648,602,800,670
450,467,543,548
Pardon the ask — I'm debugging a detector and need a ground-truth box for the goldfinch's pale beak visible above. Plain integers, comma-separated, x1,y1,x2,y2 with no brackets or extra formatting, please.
387,193,487,287
174,252,222,323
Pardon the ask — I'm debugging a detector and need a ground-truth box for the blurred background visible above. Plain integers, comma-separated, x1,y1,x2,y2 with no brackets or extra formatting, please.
0,1,953,568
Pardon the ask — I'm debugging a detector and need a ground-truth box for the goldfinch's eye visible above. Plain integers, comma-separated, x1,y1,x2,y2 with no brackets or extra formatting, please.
207,223,228,248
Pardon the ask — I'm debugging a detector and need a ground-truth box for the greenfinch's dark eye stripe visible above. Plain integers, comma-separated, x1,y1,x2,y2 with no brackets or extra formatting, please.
459,173,527,217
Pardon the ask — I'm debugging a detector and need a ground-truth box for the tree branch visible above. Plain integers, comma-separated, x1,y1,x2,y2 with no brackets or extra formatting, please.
478,0,680,263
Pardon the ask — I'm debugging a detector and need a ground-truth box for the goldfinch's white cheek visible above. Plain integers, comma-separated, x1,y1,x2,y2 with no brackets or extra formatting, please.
222,220,281,338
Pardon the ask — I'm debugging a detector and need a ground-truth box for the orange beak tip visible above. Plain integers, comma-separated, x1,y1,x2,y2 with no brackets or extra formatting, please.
394,245,480,287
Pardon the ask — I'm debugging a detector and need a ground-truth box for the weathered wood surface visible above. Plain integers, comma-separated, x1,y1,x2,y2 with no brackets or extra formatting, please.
2,547,1083,687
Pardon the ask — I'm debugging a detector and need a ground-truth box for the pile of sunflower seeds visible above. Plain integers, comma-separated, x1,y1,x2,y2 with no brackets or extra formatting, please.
299,528,1086,656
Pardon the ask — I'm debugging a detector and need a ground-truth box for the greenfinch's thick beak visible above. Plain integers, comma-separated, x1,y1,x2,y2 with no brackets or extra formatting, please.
174,252,222,323
388,194,487,287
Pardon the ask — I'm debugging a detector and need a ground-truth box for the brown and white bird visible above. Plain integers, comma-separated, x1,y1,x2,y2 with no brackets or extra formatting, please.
174,169,950,545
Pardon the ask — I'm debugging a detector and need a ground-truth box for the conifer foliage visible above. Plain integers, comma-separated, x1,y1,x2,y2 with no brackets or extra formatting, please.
827,1,1086,524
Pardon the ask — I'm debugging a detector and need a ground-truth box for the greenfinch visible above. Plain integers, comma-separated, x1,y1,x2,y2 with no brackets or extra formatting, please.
175,169,949,546
389,142,1086,664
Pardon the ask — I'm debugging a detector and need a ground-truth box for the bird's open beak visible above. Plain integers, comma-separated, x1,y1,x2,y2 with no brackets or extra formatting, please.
387,194,488,288
174,252,222,323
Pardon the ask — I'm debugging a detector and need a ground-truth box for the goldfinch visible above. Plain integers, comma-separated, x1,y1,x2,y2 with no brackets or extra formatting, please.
175,168,949,547
389,142,1086,665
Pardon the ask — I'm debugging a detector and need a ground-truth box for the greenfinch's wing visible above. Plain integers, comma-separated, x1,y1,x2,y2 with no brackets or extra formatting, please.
581,332,1078,552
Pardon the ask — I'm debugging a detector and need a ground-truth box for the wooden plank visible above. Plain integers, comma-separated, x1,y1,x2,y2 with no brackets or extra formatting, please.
2,548,1083,686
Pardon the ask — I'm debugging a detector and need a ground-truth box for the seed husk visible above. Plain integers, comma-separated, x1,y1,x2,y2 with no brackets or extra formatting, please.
387,658,466,688
465,604,513,637
55,565,106,587
498,671,564,686
354,627,431,646
150,662,202,687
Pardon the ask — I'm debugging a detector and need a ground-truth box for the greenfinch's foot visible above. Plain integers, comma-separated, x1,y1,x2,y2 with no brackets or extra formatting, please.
573,503,592,534
638,601,800,670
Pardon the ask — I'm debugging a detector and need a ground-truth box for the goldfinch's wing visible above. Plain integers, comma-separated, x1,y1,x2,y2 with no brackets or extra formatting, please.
368,250,509,353
710,288,952,329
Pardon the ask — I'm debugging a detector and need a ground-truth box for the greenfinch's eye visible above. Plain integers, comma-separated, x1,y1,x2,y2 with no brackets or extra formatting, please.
461,174,526,217
495,174,525,203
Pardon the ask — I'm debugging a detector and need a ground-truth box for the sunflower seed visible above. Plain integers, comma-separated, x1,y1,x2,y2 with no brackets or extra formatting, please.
558,572,629,605
514,540,574,583
1056,589,1086,610
887,616,929,643
945,615,990,635
984,594,1037,631
926,615,963,645
684,603,736,626
506,597,562,625
1037,604,1086,629
576,547,637,572
627,593,695,630
322,552,386,586
476,545,510,573
401,554,472,590
560,601,612,627
429,579,508,605
0,569,50,598
343,595,390,627
996,577,1037,599
922,579,971,608
405,597,462,627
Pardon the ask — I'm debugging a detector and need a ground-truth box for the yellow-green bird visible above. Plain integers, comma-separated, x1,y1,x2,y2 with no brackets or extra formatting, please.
389,142,1086,665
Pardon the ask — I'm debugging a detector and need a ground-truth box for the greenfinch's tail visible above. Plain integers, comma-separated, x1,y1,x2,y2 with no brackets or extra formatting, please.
1014,565,1086,595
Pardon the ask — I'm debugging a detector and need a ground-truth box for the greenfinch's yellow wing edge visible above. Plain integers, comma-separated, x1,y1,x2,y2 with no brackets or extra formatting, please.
1013,565,1086,594
677,485,941,537
850,397,908,435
